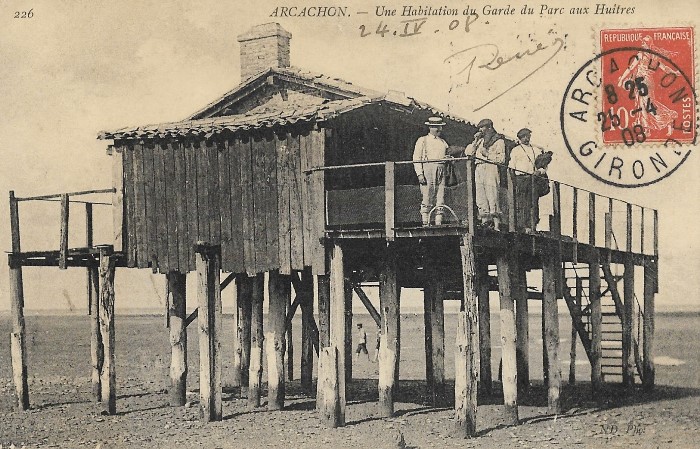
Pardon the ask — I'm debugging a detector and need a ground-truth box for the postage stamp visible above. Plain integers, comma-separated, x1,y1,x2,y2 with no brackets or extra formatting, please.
561,27,697,187
600,27,695,145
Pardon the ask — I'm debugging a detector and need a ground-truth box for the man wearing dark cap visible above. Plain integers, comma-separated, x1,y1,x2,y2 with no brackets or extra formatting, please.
509,128,545,232
462,118,506,230
413,116,449,226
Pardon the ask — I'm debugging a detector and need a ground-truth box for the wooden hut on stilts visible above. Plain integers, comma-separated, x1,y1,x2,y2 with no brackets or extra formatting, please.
6,23,659,437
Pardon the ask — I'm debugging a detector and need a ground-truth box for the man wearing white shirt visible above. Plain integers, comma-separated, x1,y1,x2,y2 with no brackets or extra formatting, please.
413,116,449,226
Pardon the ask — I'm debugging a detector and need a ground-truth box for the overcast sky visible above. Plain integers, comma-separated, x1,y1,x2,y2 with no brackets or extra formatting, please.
0,0,697,312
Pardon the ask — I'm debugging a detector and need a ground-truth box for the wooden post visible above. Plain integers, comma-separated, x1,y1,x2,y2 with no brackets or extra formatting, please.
287,300,294,382
424,245,445,405
9,191,29,410
235,275,253,396
89,264,102,401
643,258,656,390
378,242,399,417
248,273,264,408
59,194,70,270
98,247,117,415
589,249,603,395
455,234,478,438
300,269,315,392
385,161,395,240
318,347,340,427
497,250,519,425
514,261,529,394
477,261,492,396
315,272,331,409
167,271,187,406
344,280,353,383
86,202,94,309
195,244,222,422
542,250,561,414
323,243,347,426
570,277,582,384
623,255,635,388
267,270,288,410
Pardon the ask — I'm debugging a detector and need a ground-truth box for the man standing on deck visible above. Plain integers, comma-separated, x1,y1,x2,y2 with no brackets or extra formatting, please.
509,128,543,232
413,116,449,226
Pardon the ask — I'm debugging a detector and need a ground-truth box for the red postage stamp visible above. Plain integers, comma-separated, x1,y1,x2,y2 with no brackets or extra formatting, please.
599,27,695,145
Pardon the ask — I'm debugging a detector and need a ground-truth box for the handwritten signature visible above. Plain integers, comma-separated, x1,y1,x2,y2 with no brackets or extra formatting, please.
444,32,567,111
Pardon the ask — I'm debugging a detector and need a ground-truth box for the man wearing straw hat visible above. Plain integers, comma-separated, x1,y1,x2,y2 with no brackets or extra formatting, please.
413,116,449,226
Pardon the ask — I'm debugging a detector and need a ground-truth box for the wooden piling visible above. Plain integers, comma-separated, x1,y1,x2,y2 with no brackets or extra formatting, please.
455,235,478,438
195,244,222,422
59,194,69,270
248,273,265,408
424,245,446,405
344,280,353,383
542,251,561,414
300,269,315,392
623,254,635,388
643,258,656,390
98,247,117,415
589,249,603,394
167,271,187,406
267,270,288,410
497,250,519,425
326,242,346,425
318,346,341,428
477,261,492,397
315,272,331,409
514,260,529,394
89,264,102,401
235,275,253,396
378,243,399,418
570,277,582,384
9,191,29,410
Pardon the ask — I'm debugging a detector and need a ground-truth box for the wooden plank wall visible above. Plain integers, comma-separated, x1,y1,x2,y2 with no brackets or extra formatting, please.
117,127,324,275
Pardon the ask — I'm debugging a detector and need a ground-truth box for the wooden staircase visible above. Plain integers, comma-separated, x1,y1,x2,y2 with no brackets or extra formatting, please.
562,261,643,383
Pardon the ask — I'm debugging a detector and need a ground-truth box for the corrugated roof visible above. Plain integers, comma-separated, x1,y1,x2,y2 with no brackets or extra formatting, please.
98,68,474,140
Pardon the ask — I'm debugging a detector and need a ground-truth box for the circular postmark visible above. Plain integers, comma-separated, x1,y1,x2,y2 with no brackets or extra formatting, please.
561,47,696,187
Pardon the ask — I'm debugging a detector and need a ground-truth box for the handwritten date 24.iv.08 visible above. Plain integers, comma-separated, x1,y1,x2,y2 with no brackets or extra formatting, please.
359,16,478,38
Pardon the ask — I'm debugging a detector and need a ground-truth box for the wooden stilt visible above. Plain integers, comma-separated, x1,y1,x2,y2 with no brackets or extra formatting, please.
589,249,603,395
318,242,346,426
477,261,492,397
9,191,29,410
318,346,340,427
89,265,102,401
287,296,294,382
424,273,434,393
315,272,330,409
514,262,529,394
570,277,582,385
344,280,353,383
267,270,288,410
426,250,446,407
98,247,117,415
542,251,561,414
643,258,656,391
167,271,187,407
541,294,548,390
378,243,399,418
455,234,478,438
622,255,635,388
300,269,315,392
235,275,253,396
248,273,264,408
195,244,222,422
497,250,519,425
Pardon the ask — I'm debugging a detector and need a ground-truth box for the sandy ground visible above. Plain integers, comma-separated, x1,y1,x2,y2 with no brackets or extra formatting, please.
1,312,698,448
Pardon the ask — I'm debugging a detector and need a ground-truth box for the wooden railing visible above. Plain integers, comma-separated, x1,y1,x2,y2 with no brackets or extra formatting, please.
310,157,659,254
9,189,115,268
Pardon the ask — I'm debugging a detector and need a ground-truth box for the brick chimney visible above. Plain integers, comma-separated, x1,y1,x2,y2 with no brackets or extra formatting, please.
237,23,292,81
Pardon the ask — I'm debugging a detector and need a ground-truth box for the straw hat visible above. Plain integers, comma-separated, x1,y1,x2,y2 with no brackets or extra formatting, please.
425,116,446,127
